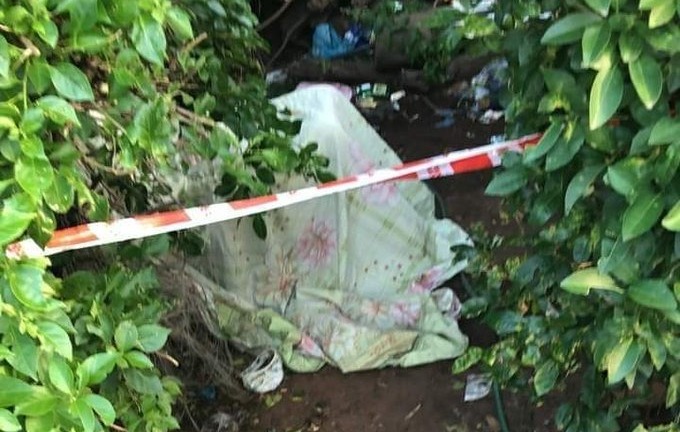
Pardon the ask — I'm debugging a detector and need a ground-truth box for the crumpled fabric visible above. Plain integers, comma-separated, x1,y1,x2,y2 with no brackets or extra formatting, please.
187,85,470,372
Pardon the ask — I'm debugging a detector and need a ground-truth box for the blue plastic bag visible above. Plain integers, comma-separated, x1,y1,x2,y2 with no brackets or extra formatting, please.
312,23,362,59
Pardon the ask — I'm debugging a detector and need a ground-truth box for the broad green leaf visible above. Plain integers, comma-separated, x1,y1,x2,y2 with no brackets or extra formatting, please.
35,20,58,48
662,201,680,231
15,387,59,416
541,13,602,45
167,7,194,40
37,321,73,360
72,398,95,432
582,22,612,67
0,35,9,78
0,408,21,432
83,394,115,426
668,372,680,407
48,63,94,101
0,376,33,407
655,142,680,185
485,168,528,196
523,121,563,163
589,65,623,130
622,191,664,240
640,0,663,9
629,55,663,109
649,0,676,28
647,335,667,370
131,15,166,65
451,347,483,374
630,127,652,154
560,268,622,295
114,321,138,352
77,352,118,386
44,173,75,213
15,156,54,199
36,96,80,126
8,264,47,310
55,0,98,30
70,31,109,53
649,117,680,145
606,158,643,197
545,126,585,171
565,164,604,214
534,360,559,396
48,357,75,394
619,33,643,63
137,324,171,353
585,0,611,15
7,332,39,380
0,204,35,246
124,369,163,395
607,338,643,384
628,279,678,310
124,350,154,369
20,136,45,158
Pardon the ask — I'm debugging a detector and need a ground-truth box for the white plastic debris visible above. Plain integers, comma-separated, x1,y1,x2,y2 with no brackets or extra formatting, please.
266,70,287,86
431,287,462,320
464,373,493,402
479,109,504,124
240,349,284,393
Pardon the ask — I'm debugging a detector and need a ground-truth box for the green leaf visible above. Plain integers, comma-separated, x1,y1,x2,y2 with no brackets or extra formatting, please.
649,117,680,145
252,214,267,240
48,63,94,102
668,372,680,407
0,35,9,78
545,126,585,171
629,55,663,109
649,0,676,28
8,264,47,310
662,201,680,231
589,65,623,130
607,338,643,384
36,96,80,126
44,173,75,213
0,409,21,432
20,109,44,136
452,347,483,374
131,15,166,65
523,121,563,163
137,324,170,353
72,398,95,432
123,369,163,395
37,321,73,360
0,376,33,408
48,357,75,394
628,279,678,310
619,33,643,63
585,0,611,15
534,360,559,396
582,22,612,67
77,352,118,387
167,7,194,40
560,268,622,295
0,203,35,246
16,387,59,416
606,158,643,198
83,394,115,426
15,156,54,199
485,168,528,196
565,164,604,214
114,321,138,352
541,13,602,45
124,350,154,369
646,335,667,371
622,191,664,240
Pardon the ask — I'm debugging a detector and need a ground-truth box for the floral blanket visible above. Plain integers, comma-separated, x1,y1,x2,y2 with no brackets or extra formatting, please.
189,86,471,372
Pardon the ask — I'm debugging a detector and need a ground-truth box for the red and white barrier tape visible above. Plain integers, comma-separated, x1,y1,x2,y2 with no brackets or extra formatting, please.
6,134,542,259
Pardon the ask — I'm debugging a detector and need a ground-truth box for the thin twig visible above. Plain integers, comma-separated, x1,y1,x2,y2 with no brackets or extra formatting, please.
257,0,294,31
72,136,135,177
155,351,180,368
110,424,128,432
175,106,216,128
181,32,208,55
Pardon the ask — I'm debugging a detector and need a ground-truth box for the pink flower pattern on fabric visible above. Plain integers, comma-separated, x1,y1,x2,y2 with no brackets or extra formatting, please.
298,334,325,358
390,301,420,327
349,141,398,206
296,218,337,268
409,267,444,294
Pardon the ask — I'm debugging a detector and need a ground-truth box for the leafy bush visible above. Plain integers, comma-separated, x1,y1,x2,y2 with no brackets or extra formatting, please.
450,0,680,430
0,0,327,430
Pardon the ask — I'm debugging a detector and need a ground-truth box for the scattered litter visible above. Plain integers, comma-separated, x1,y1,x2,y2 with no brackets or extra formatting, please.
489,135,505,144
390,90,406,111
200,412,240,432
198,385,217,401
312,23,370,60
431,287,462,320
464,374,493,402
434,109,455,129
354,83,392,112
479,109,504,124
241,349,284,394
266,69,287,86
404,403,422,421
392,1,404,13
